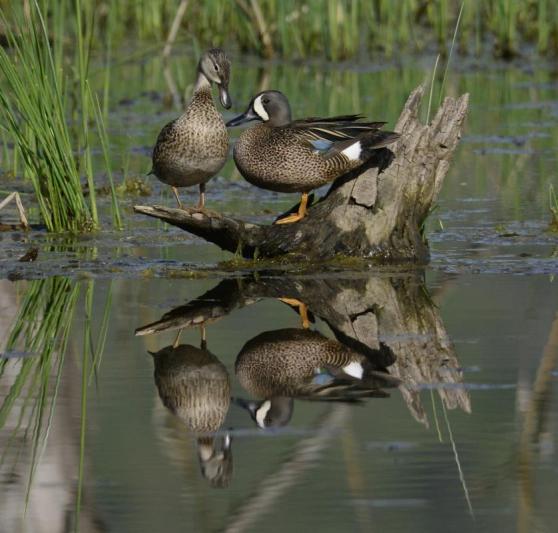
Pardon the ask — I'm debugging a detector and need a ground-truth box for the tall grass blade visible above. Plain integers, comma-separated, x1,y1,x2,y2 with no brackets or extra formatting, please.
438,1,465,106
426,54,440,124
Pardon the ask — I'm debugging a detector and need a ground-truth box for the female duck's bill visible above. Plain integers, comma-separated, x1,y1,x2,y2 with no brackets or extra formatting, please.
199,47,232,109
218,85,231,109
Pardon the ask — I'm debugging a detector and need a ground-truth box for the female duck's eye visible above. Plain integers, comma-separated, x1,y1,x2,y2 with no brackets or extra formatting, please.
214,64,219,72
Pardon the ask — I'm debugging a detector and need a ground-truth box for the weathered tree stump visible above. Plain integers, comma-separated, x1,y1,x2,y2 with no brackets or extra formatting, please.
134,85,469,263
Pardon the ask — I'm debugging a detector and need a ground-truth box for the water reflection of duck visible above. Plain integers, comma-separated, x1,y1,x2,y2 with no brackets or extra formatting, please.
151,343,232,488
234,328,396,428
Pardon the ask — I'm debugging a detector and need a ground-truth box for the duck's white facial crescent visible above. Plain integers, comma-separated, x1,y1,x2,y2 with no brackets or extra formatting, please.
253,95,269,121
255,400,271,428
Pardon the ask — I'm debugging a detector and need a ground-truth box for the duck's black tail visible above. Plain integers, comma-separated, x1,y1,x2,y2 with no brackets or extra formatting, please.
360,130,400,154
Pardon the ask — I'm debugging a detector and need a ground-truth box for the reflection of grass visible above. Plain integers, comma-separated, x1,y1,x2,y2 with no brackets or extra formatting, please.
0,277,113,518
441,399,474,518
1,278,79,507
548,184,558,232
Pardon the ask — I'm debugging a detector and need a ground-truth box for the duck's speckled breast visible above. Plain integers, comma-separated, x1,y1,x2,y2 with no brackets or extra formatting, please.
152,89,229,188
154,345,230,434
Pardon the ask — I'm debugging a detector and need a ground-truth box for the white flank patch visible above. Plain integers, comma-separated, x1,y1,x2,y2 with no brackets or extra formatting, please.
253,95,269,121
255,400,272,428
341,141,362,161
343,361,364,379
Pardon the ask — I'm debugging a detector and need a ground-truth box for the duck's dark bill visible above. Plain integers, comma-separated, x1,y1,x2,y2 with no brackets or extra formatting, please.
226,108,260,127
219,85,232,109
231,397,258,414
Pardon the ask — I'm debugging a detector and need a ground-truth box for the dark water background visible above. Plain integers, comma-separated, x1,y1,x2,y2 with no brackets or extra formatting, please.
1,47,557,532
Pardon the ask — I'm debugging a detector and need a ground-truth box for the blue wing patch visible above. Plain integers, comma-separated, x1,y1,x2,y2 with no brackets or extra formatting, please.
312,367,335,386
309,138,334,153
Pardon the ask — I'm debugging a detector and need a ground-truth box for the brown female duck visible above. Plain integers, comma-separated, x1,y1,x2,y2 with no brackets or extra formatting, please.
151,48,231,209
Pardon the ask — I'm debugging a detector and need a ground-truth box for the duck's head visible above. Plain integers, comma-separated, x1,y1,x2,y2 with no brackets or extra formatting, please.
199,48,232,109
226,90,292,128
197,433,233,489
233,396,294,429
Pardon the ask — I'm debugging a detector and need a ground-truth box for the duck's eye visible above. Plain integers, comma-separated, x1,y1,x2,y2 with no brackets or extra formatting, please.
214,64,219,72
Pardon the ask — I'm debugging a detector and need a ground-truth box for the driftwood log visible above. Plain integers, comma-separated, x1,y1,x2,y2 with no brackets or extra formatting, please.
136,275,470,427
134,85,469,263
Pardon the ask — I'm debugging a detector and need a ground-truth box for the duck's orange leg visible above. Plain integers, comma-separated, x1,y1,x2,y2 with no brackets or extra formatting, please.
278,297,310,329
200,324,207,350
275,192,308,224
172,187,183,209
173,328,183,348
196,183,206,210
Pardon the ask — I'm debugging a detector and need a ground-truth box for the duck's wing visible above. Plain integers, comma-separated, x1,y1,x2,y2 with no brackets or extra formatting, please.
303,377,391,402
291,115,387,142
154,118,178,145
288,116,397,163
302,363,398,402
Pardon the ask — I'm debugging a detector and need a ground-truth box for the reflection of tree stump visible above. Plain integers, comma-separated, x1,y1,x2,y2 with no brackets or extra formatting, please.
139,275,471,427
134,85,469,263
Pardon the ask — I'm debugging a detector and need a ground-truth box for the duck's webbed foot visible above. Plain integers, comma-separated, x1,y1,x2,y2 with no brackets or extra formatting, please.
274,192,308,225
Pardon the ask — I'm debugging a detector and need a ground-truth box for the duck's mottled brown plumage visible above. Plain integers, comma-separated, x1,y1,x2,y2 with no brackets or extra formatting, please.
152,344,230,434
151,48,231,203
235,328,390,399
229,90,399,194
152,87,229,188
151,343,232,488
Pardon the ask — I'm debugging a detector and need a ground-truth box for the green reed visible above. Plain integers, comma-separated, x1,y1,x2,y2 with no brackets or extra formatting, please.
548,184,558,231
0,1,121,232
2,1,558,62
50,0,556,59
490,0,519,58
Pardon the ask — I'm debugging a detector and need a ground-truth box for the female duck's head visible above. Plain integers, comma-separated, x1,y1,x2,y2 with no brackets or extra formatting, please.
198,48,232,109
227,90,292,128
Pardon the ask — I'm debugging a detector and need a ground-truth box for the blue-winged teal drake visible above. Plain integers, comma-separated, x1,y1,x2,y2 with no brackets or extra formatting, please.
150,342,232,487
234,328,395,428
151,48,231,209
226,90,399,223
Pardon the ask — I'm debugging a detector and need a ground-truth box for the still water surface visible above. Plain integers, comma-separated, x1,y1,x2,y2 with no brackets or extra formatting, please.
1,273,557,532
1,47,558,532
